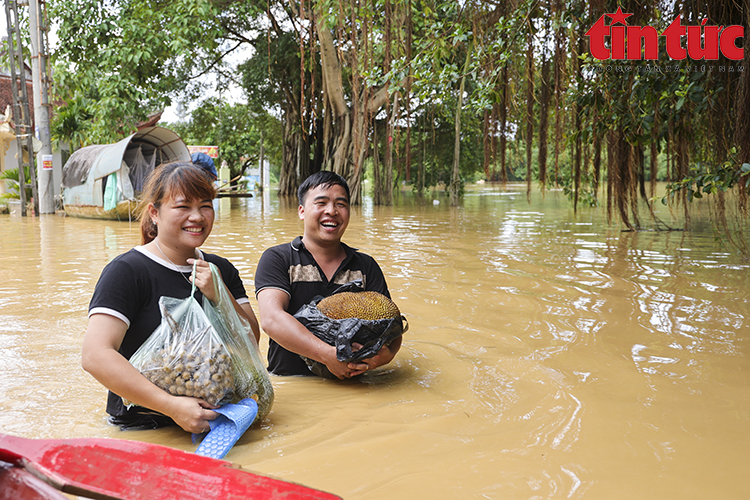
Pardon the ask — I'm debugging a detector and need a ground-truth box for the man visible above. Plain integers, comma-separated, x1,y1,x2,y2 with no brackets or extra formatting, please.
255,171,402,379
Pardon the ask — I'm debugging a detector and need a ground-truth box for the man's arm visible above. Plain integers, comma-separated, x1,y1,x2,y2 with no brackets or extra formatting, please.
257,288,369,379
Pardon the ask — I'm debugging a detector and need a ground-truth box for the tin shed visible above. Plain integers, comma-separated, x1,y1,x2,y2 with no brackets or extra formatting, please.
61,126,190,219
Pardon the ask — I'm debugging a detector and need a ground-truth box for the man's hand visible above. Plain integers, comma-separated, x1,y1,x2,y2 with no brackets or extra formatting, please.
349,335,403,373
358,343,395,370
321,344,369,379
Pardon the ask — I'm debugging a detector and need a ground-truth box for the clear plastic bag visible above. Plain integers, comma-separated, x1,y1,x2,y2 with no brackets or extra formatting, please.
202,263,274,420
126,290,234,406
127,263,274,420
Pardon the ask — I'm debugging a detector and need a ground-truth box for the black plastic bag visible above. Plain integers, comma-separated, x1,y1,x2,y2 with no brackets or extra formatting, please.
293,280,408,378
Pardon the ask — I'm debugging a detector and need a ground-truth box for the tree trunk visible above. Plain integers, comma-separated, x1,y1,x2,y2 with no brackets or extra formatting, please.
315,11,394,204
538,55,550,190
552,0,566,187
276,69,308,196
490,104,498,180
278,104,300,197
649,101,658,204
636,145,647,202
385,93,399,205
482,109,491,178
419,115,426,193
404,0,413,183
381,0,393,205
593,119,601,198
613,131,635,231
734,0,750,213
606,130,615,223
499,64,509,184
675,129,690,226
450,45,472,205
524,30,534,201
450,81,463,206
372,119,382,205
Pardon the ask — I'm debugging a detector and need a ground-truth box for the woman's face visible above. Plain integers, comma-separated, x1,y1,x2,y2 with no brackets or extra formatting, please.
150,193,214,251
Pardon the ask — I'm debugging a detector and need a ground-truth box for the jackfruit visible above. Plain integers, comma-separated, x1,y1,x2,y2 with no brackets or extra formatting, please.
316,291,400,320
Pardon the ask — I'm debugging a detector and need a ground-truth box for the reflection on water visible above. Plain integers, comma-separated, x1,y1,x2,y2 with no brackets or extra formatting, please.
1,184,749,499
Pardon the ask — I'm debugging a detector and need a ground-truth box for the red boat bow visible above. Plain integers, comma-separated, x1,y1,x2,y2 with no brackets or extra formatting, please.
0,433,340,500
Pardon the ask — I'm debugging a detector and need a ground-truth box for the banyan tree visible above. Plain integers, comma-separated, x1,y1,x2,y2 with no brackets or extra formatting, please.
49,0,750,239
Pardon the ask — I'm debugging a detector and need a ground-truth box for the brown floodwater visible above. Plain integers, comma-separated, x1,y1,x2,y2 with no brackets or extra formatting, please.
1,183,749,499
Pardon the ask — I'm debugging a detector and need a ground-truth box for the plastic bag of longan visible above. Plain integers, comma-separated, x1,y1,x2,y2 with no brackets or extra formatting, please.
125,290,235,408
202,263,275,421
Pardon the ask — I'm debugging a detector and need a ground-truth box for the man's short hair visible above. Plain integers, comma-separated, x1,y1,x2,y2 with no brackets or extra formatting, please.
298,171,350,206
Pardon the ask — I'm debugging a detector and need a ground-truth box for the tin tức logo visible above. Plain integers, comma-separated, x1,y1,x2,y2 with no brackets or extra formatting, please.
585,7,744,61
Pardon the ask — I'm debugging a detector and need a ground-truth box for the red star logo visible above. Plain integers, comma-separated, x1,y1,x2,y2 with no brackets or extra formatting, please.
607,6,633,25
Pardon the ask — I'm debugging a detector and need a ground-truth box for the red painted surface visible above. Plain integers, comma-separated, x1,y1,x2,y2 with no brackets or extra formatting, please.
0,433,341,500
0,466,68,500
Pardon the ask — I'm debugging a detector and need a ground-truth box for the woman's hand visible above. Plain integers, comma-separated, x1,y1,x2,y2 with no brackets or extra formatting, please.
164,396,219,434
187,258,218,302
188,258,260,342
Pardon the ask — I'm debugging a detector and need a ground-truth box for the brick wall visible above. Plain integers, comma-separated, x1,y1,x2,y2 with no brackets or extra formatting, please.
0,74,35,130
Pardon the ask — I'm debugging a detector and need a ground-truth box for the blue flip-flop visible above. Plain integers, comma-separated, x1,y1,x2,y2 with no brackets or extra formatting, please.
192,398,259,459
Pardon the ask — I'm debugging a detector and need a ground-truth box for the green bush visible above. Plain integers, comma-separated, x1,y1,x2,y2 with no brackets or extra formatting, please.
0,167,33,201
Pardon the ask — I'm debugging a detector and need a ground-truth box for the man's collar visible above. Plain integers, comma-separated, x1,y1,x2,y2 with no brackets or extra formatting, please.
291,235,304,251
291,235,358,254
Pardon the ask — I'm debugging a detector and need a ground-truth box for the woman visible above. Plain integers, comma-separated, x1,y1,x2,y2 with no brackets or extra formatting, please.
82,162,259,433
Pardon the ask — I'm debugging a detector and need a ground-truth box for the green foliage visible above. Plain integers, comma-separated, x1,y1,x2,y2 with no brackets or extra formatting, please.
48,0,265,145
0,167,33,201
163,98,282,181
563,4,744,227
561,182,599,208
50,95,93,149
662,152,750,205
238,30,303,112
42,0,748,221
45,0,535,196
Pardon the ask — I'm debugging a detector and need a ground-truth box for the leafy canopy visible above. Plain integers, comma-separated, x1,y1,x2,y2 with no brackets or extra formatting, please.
49,0,264,145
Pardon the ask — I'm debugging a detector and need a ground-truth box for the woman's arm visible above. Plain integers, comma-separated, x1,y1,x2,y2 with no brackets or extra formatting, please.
81,314,218,433
238,302,261,344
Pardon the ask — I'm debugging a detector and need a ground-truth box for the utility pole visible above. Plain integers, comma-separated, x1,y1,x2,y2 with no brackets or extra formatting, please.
28,0,54,213
258,129,264,192
4,0,39,216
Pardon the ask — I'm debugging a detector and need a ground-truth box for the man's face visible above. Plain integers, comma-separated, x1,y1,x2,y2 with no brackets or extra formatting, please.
298,183,350,246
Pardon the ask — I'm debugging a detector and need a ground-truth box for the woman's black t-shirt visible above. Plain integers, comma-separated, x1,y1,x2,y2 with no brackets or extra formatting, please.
88,247,248,418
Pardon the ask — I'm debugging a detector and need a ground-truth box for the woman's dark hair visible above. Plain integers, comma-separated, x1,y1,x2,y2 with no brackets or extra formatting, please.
138,161,217,244
298,171,350,206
